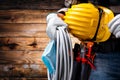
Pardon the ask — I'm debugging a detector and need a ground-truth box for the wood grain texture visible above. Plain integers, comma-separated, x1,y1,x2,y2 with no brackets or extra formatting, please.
0,77,48,80
0,23,46,32
0,10,57,23
0,51,45,64
0,32,48,38
0,64,47,77
0,37,49,50
0,0,64,10
0,78,48,80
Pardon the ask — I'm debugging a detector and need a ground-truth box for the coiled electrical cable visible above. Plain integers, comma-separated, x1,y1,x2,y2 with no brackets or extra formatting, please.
53,26,73,80
61,27,73,80
46,13,73,80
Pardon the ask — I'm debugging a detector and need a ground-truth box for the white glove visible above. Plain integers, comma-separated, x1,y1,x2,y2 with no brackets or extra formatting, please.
108,14,120,38
57,8,68,13
46,13,68,40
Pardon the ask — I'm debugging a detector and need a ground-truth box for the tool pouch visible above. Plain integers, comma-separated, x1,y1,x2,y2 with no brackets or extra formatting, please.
72,42,96,80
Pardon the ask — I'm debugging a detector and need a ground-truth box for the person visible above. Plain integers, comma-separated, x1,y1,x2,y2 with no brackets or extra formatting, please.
46,0,120,80
87,0,120,80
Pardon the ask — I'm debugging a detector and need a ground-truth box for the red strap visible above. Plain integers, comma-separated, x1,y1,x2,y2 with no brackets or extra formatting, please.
81,58,96,69
75,42,96,69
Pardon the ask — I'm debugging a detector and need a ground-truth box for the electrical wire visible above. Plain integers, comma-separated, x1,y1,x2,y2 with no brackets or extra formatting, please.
52,26,73,80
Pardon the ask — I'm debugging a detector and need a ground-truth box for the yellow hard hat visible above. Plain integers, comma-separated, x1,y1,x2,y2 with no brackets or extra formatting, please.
64,3,114,42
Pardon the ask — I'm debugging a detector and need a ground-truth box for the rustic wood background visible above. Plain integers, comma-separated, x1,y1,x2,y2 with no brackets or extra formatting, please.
0,0,65,10
0,0,80,80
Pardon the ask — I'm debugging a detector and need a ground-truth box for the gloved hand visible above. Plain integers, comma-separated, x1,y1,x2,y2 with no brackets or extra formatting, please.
46,13,68,40
57,8,68,20
57,8,68,13
108,14,120,38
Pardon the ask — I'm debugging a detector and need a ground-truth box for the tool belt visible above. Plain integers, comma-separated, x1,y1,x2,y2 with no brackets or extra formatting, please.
72,42,95,80
92,34,120,53
72,34,120,80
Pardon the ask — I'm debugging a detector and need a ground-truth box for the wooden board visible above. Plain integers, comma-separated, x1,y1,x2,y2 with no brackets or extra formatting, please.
0,23,46,32
0,0,64,10
0,50,47,77
0,32,48,38
0,23,48,38
0,51,44,64
0,78,48,80
0,10,57,23
0,37,50,50
0,64,47,77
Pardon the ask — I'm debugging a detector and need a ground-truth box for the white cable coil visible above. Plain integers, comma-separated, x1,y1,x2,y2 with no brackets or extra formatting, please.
46,13,73,80
50,26,73,80
55,26,73,80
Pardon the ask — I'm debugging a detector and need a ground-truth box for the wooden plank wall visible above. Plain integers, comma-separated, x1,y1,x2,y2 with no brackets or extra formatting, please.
0,0,64,10
0,10,52,80
0,0,80,80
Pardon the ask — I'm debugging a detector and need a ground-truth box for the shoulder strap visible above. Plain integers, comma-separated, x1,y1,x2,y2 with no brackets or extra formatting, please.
91,7,103,41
